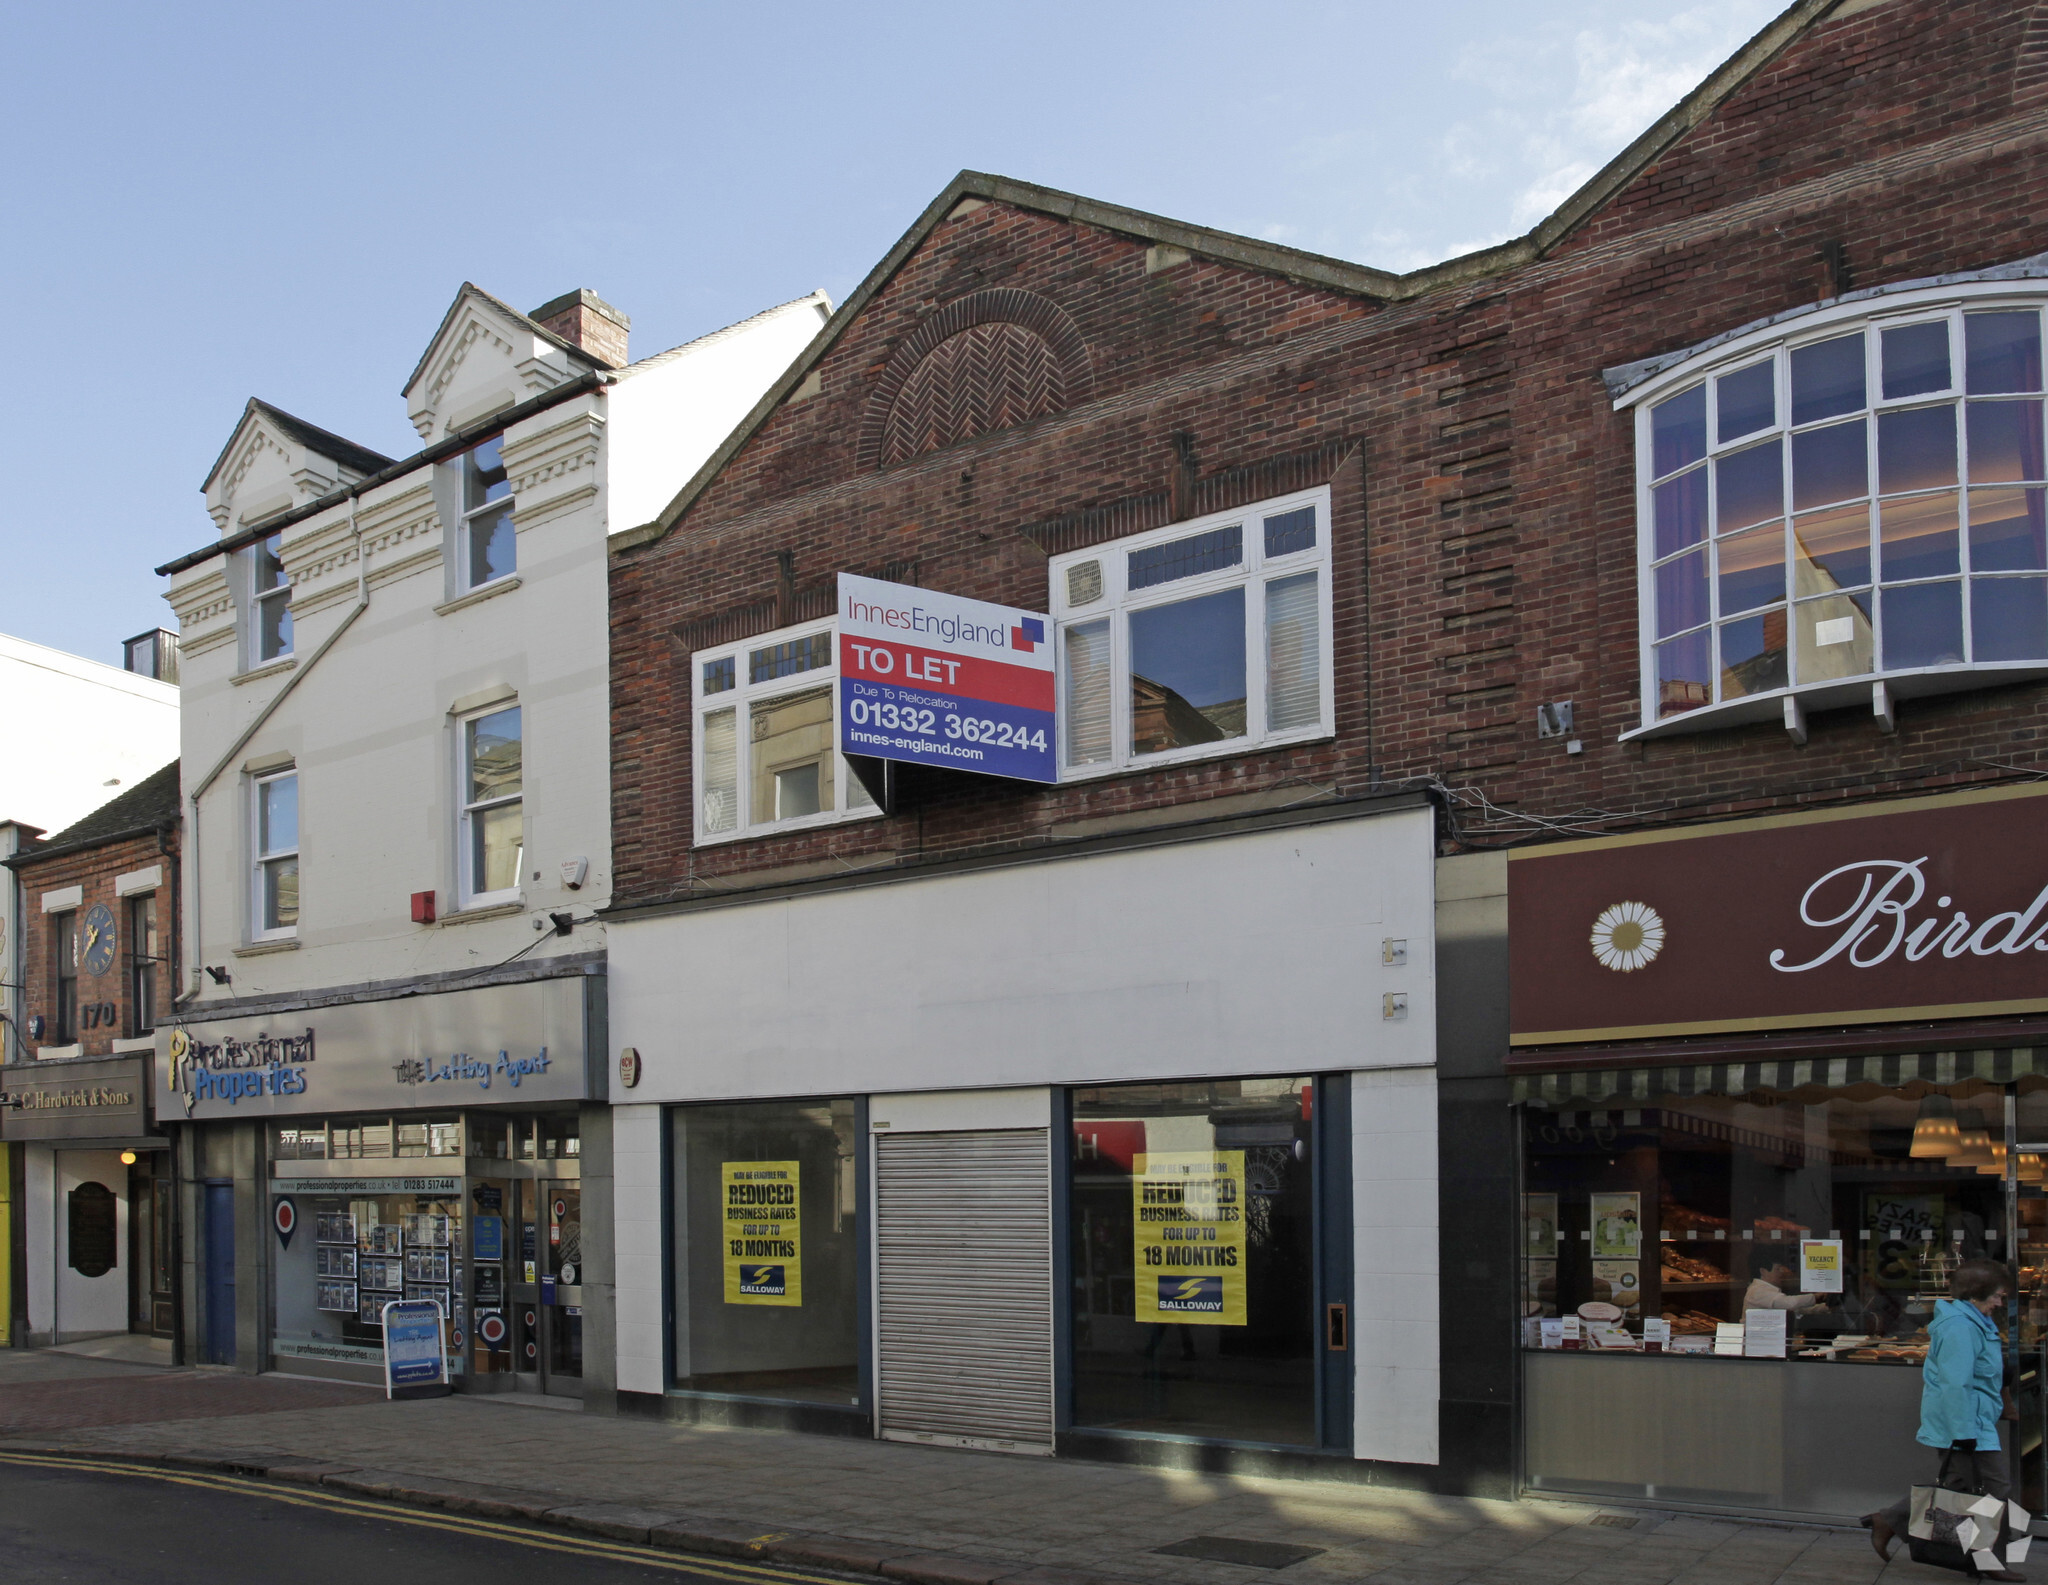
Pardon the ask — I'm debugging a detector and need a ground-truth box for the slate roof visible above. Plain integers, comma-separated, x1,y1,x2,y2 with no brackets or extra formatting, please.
202,398,395,494
5,759,180,867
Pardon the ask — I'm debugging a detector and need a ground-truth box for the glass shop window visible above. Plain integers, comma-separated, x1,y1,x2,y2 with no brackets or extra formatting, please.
1521,1084,2018,1359
272,1190,464,1368
670,1098,861,1406
1070,1077,1317,1446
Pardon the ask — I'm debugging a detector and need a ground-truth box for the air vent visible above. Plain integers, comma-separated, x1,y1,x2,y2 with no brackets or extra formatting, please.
1066,560,1103,607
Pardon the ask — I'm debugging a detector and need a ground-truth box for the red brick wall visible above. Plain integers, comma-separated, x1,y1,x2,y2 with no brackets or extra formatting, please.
609,0,2048,906
14,832,177,1057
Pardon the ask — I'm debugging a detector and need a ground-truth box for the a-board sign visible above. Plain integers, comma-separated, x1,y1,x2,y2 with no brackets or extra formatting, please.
381,1298,450,1398
836,573,1056,784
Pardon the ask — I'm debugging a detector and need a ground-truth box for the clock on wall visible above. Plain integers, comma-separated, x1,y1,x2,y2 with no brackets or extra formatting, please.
81,902,117,977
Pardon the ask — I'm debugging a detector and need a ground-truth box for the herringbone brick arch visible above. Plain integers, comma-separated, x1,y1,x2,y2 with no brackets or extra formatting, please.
859,289,1093,470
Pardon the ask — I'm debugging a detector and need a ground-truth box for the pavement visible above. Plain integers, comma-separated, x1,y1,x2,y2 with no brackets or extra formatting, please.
0,1347,1988,1585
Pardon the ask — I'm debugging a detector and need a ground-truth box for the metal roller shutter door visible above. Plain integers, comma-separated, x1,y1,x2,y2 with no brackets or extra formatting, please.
875,1128,1052,1455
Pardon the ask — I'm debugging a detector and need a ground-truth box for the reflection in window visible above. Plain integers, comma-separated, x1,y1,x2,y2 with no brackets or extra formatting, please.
672,1099,862,1407
254,533,293,662
1129,588,1246,755
1641,303,2048,722
692,622,877,844
460,436,515,589
1071,1077,1318,1447
256,771,299,935
462,707,522,900
1052,493,1330,775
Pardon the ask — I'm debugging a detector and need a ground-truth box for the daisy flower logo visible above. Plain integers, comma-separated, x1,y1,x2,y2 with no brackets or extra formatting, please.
1589,901,1665,973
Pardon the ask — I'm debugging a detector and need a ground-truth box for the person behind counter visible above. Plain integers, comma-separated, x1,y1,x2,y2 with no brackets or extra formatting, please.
1745,1257,1820,1314
1863,1259,2021,1581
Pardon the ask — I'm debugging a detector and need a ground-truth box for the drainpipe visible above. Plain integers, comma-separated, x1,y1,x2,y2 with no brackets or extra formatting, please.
180,499,371,1004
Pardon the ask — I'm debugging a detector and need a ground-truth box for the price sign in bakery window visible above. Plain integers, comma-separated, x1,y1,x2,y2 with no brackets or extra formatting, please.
722,1161,801,1307
836,573,1056,785
1800,1238,1845,1293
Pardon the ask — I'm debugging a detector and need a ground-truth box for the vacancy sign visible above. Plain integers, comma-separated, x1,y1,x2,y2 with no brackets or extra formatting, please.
837,573,1056,784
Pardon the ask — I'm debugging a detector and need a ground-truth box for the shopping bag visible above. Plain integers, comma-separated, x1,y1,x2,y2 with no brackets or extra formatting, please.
1904,1453,2026,1575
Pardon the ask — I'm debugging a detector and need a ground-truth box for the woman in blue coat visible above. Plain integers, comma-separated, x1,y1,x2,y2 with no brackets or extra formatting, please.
1866,1259,2019,1579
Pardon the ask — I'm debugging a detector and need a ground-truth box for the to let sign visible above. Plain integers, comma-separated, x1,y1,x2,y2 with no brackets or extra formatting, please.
1508,783,2048,1045
836,573,1056,784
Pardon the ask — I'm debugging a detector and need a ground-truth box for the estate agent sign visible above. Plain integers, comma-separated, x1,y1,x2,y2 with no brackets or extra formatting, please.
836,573,1056,784
1509,783,2048,1045
159,974,597,1120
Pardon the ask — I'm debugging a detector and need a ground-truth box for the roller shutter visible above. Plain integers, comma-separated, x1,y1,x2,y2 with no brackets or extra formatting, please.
875,1128,1053,1454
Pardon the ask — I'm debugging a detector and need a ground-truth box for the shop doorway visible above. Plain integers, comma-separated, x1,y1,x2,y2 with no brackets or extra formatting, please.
201,1178,235,1365
128,1155,174,1338
503,1178,582,1396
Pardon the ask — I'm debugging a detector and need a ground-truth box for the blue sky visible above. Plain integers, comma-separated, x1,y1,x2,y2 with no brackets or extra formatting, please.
0,0,1778,664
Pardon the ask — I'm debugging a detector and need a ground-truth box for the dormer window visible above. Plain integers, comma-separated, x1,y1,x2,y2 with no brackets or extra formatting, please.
1624,288,2048,737
254,532,293,663
460,436,516,590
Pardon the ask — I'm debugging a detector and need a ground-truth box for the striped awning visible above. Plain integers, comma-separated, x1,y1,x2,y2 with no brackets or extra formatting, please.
1513,1046,2048,1106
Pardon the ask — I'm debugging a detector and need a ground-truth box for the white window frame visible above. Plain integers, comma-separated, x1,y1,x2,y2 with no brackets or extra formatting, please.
250,530,293,664
1623,281,2048,740
251,768,299,942
457,704,524,908
691,617,882,847
1046,485,1334,780
456,434,517,593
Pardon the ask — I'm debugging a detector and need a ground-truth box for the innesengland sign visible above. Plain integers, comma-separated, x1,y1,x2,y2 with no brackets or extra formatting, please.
1508,783,2048,1045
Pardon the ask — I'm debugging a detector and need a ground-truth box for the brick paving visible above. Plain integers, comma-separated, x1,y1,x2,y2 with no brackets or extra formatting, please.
0,1368,377,1434
0,1360,1975,1584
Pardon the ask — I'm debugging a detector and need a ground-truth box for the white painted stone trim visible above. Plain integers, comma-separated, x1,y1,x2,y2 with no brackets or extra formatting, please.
114,865,163,897
40,886,82,913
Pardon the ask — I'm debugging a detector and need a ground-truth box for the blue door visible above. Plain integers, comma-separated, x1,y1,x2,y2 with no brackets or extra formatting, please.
202,1180,235,1365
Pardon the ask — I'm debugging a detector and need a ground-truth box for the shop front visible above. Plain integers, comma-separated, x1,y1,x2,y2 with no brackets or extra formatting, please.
1508,783,2048,1523
161,965,604,1390
1,1052,171,1348
612,800,1438,1475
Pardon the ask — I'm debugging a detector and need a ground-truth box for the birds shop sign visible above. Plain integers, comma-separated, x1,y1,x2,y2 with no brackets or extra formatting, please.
1508,782,2048,1045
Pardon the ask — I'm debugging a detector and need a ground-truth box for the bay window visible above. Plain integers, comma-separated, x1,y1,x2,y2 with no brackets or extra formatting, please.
1048,489,1332,776
1629,289,2048,735
691,622,878,844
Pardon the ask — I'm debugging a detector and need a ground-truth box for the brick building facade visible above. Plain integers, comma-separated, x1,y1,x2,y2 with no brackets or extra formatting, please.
3,760,179,1347
9,760,180,1060
602,0,2048,1515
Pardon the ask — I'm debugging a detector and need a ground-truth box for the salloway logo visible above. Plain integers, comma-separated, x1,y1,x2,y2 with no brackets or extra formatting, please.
1156,1275,1225,1314
1770,858,2048,973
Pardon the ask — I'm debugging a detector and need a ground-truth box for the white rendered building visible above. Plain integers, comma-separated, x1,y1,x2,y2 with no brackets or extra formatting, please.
156,284,828,1388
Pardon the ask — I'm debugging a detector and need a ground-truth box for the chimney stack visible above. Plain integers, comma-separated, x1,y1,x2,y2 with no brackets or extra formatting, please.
531,289,630,369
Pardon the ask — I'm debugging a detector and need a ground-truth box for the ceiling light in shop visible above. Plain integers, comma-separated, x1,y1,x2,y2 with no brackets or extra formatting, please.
1911,1094,1962,1157
1978,1141,2010,1177
2021,1154,2045,1184
1954,1121,1997,1168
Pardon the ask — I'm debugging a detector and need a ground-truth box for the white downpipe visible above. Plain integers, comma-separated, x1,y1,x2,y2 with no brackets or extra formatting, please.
181,502,371,1001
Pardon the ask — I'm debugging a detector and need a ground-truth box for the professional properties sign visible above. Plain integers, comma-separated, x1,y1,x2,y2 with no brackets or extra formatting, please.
159,975,598,1120
1508,783,2048,1045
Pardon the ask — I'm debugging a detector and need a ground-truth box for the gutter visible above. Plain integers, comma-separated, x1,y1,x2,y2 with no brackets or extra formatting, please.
157,369,610,579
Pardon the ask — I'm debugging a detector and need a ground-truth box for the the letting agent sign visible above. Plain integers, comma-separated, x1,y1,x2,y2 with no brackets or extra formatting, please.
1509,782,2048,1045
836,573,1056,784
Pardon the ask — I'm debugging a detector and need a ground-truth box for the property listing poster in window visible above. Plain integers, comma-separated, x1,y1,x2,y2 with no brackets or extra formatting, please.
722,1161,802,1306
1590,1192,1642,1258
1132,1151,1247,1325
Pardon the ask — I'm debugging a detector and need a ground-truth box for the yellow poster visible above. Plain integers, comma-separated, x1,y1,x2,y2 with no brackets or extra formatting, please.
1132,1150,1246,1326
722,1160,801,1306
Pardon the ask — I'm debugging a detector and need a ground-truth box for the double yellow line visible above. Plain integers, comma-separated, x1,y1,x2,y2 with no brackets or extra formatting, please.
0,1450,840,1582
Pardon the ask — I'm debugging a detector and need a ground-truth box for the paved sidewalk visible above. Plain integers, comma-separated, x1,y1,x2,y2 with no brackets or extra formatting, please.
0,1357,1974,1585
